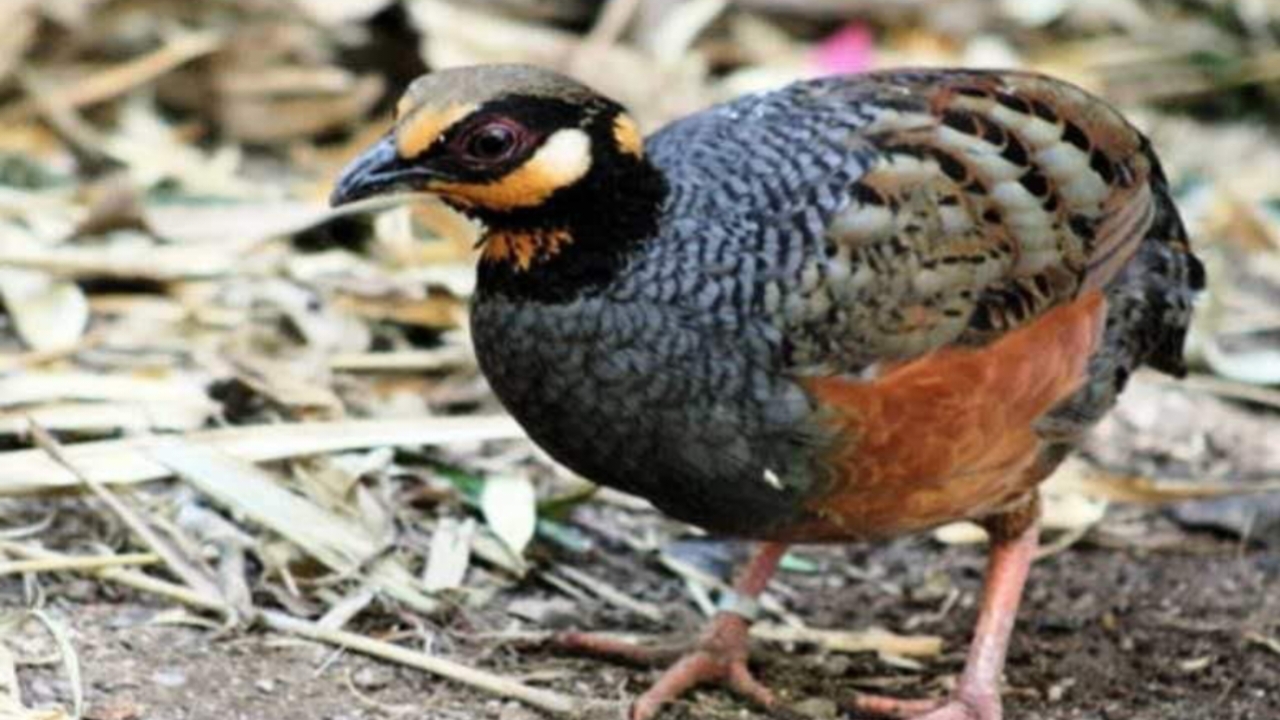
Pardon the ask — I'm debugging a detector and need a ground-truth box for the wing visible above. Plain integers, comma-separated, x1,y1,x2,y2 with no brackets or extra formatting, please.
647,69,1171,375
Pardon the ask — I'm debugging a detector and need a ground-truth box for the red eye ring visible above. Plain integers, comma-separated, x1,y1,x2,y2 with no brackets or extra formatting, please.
457,119,525,163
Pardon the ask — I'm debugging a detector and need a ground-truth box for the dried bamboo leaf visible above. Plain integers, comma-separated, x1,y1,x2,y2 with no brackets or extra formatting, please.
0,371,206,409
480,474,537,558
0,269,90,351
422,517,476,593
0,401,215,436
145,200,336,246
0,241,238,281
149,439,440,614
1203,334,1280,386
0,416,524,495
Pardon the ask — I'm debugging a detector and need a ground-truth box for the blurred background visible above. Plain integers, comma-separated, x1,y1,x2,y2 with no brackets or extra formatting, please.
2,1,1279,719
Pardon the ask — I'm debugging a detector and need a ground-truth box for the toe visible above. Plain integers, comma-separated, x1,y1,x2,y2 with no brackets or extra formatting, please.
726,661,776,708
848,695,996,720
552,631,683,667
848,694,946,719
915,701,982,720
630,653,716,720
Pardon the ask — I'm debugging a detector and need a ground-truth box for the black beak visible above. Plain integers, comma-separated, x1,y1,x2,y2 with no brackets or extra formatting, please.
329,136,435,208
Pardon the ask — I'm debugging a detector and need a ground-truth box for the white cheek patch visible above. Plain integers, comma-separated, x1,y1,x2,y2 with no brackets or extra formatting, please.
528,128,593,189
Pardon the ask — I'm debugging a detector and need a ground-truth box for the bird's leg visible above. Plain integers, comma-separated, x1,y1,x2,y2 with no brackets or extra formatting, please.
552,541,788,720
851,503,1040,720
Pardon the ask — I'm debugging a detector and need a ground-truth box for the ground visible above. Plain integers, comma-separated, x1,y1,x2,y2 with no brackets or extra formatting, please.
13,532,1280,720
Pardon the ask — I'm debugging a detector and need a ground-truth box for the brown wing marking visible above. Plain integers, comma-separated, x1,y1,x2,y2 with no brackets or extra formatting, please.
795,290,1107,541
806,72,1157,365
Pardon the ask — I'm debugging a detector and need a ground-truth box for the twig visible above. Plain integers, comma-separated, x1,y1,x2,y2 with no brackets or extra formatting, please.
28,422,227,610
0,543,228,613
1246,631,1280,656
0,551,160,576
549,565,665,623
260,611,600,717
26,610,83,719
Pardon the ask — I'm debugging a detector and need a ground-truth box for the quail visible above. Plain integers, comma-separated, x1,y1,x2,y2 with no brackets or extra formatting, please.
331,65,1204,720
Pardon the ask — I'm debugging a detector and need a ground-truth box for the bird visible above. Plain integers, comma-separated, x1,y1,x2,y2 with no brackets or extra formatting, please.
330,64,1203,720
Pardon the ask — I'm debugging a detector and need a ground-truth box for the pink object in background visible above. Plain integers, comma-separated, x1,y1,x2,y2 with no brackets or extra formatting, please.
811,22,876,76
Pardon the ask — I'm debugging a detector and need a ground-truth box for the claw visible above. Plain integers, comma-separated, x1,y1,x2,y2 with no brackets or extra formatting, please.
849,693,993,720
547,543,789,719
552,613,775,720
849,693,947,719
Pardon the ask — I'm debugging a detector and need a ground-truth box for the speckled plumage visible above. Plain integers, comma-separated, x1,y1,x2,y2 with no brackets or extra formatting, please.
468,69,1202,540
328,64,1206,720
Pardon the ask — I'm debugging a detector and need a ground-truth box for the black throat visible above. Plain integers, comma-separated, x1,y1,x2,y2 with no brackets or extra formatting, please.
472,145,667,304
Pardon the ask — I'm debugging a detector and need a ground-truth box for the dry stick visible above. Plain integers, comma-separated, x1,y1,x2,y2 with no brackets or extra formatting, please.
551,565,665,623
27,421,230,615
0,551,160,576
3,543,229,613
328,346,475,373
260,611,595,718
27,609,84,719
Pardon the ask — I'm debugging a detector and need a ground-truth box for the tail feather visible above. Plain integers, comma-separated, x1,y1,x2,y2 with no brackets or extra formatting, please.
1133,150,1204,378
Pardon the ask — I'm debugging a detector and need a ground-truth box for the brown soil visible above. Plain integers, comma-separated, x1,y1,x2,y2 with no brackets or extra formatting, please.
11,521,1280,720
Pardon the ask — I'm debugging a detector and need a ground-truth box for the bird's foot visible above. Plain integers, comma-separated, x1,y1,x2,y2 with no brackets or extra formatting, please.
848,690,999,720
552,612,774,720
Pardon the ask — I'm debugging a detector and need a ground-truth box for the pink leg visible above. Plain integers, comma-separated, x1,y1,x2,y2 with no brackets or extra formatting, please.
553,542,787,720
851,519,1038,720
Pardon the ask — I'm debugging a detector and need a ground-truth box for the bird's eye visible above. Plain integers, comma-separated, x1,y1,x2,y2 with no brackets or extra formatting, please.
463,123,519,162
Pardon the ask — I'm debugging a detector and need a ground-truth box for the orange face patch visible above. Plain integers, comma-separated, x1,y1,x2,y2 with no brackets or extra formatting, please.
433,167,561,211
612,113,644,157
396,102,475,158
481,227,573,271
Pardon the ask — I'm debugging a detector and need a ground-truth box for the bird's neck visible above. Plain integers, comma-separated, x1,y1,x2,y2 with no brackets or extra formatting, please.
472,154,667,303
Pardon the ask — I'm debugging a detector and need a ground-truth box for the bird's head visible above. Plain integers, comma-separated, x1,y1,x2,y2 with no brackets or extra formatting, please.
331,65,661,289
